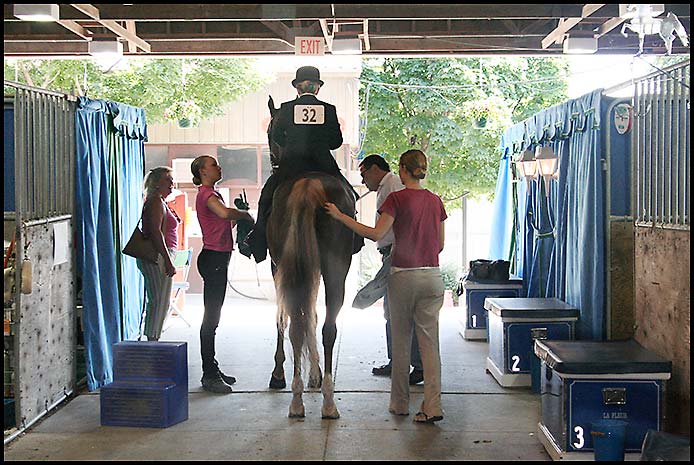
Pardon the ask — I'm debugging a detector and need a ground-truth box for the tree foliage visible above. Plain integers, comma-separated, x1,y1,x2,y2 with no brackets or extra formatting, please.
358,57,570,203
4,58,271,124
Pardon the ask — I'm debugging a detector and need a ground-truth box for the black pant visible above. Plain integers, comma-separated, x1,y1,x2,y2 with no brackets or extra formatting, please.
197,248,231,377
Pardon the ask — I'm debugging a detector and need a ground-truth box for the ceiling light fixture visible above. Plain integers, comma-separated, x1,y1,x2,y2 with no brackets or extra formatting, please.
331,37,362,55
562,36,598,54
13,4,59,22
89,40,124,58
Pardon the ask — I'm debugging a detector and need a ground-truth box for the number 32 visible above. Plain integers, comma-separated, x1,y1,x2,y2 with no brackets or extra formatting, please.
301,108,317,123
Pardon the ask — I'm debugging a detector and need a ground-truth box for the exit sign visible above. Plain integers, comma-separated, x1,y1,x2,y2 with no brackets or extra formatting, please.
295,37,325,56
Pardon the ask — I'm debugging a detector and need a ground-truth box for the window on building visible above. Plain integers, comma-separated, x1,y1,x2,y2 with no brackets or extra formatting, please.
217,146,258,184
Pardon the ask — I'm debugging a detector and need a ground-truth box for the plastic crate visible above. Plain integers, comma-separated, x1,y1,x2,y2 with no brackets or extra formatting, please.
113,341,187,385
101,341,188,428
100,381,187,428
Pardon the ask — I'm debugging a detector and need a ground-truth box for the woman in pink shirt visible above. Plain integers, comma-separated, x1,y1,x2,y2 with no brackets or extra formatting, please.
325,149,447,423
137,167,179,341
190,155,255,394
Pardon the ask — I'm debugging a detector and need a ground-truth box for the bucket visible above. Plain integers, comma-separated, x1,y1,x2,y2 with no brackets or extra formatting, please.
591,419,628,461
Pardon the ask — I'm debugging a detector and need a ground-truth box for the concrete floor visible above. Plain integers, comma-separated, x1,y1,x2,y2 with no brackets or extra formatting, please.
4,290,552,461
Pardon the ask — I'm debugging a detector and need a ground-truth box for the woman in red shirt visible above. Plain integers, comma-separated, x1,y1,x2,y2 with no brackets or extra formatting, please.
191,155,255,394
325,149,447,423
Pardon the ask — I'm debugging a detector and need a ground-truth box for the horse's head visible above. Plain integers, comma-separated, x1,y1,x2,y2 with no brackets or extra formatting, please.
267,95,282,172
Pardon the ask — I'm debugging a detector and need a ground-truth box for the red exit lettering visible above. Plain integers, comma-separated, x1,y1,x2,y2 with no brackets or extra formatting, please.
295,37,324,56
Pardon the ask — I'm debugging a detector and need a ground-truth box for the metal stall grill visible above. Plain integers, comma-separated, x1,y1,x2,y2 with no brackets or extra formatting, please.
4,80,77,444
11,82,76,221
633,60,690,229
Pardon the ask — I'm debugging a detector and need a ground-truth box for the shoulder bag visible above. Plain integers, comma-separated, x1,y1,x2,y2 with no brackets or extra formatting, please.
122,207,160,263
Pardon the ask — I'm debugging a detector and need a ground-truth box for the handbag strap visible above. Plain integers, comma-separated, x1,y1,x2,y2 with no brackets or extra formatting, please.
139,197,168,235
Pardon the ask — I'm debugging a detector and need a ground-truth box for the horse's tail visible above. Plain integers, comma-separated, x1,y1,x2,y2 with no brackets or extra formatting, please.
274,178,326,356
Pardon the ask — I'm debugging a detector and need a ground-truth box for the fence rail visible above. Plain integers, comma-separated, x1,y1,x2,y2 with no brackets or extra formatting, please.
633,61,690,229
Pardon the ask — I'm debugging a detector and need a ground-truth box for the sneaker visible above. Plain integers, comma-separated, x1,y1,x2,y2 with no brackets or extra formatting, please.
201,375,233,394
218,370,236,386
409,368,424,385
372,363,392,376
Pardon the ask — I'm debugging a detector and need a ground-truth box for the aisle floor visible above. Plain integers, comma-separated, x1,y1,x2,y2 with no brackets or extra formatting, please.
4,292,551,461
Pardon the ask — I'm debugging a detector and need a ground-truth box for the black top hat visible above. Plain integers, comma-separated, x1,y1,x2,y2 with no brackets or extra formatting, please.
291,66,324,87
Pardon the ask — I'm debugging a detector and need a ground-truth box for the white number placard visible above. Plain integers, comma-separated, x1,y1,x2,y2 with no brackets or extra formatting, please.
511,355,521,372
294,105,325,125
573,425,585,449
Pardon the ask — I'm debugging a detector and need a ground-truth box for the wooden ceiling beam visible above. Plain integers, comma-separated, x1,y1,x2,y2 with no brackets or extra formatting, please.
541,4,606,49
260,20,295,44
595,17,627,38
56,20,91,40
69,3,151,53
125,21,138,53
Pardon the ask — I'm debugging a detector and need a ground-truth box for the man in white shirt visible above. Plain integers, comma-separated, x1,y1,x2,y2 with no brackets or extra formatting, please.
353,154,423,384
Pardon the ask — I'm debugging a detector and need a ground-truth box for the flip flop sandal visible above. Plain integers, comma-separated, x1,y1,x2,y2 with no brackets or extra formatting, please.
414,412,443,424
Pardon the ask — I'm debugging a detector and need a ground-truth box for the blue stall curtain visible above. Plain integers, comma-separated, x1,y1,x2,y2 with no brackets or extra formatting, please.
489,89,605,341
75,97,146,391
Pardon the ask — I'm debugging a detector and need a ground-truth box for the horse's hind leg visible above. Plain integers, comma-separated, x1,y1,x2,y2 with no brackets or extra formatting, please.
320,260,349,419
307,310,322,389
288,318,305,418
269,311,287,389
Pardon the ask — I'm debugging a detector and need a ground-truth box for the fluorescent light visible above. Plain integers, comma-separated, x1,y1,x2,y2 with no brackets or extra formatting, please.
14,4,59,22
89,40,124,57
331,38,362,55
562,36,598,54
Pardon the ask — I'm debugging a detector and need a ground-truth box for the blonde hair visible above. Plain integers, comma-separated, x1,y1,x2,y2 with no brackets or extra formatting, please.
399,149,428,180
190,155,214,186
143,166,173,197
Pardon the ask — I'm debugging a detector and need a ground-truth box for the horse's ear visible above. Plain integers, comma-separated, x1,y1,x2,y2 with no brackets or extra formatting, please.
268,95,277,117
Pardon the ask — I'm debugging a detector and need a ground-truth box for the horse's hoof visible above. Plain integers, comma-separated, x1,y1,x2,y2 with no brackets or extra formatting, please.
269,376,286,389
289,406,305,418
321,409,340,420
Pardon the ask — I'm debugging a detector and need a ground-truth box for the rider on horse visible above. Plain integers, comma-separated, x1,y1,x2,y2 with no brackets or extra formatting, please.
244,66,362,263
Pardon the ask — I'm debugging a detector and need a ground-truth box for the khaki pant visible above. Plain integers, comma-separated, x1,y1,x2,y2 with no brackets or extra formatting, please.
386,268,445,417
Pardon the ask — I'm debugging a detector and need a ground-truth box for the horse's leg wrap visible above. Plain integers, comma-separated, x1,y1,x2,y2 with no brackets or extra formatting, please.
321,373,340,419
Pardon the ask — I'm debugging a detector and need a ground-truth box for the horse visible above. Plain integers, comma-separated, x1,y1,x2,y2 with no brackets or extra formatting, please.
264,96,356,419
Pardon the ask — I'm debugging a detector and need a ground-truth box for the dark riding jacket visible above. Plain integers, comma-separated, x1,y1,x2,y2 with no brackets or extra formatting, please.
270,93,343,182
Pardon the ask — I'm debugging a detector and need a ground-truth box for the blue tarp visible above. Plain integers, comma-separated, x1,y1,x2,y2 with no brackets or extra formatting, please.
75,97,146,391
489,89,605,341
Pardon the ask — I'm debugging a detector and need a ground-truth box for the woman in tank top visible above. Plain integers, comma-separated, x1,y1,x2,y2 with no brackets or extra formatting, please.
136,166,179,341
